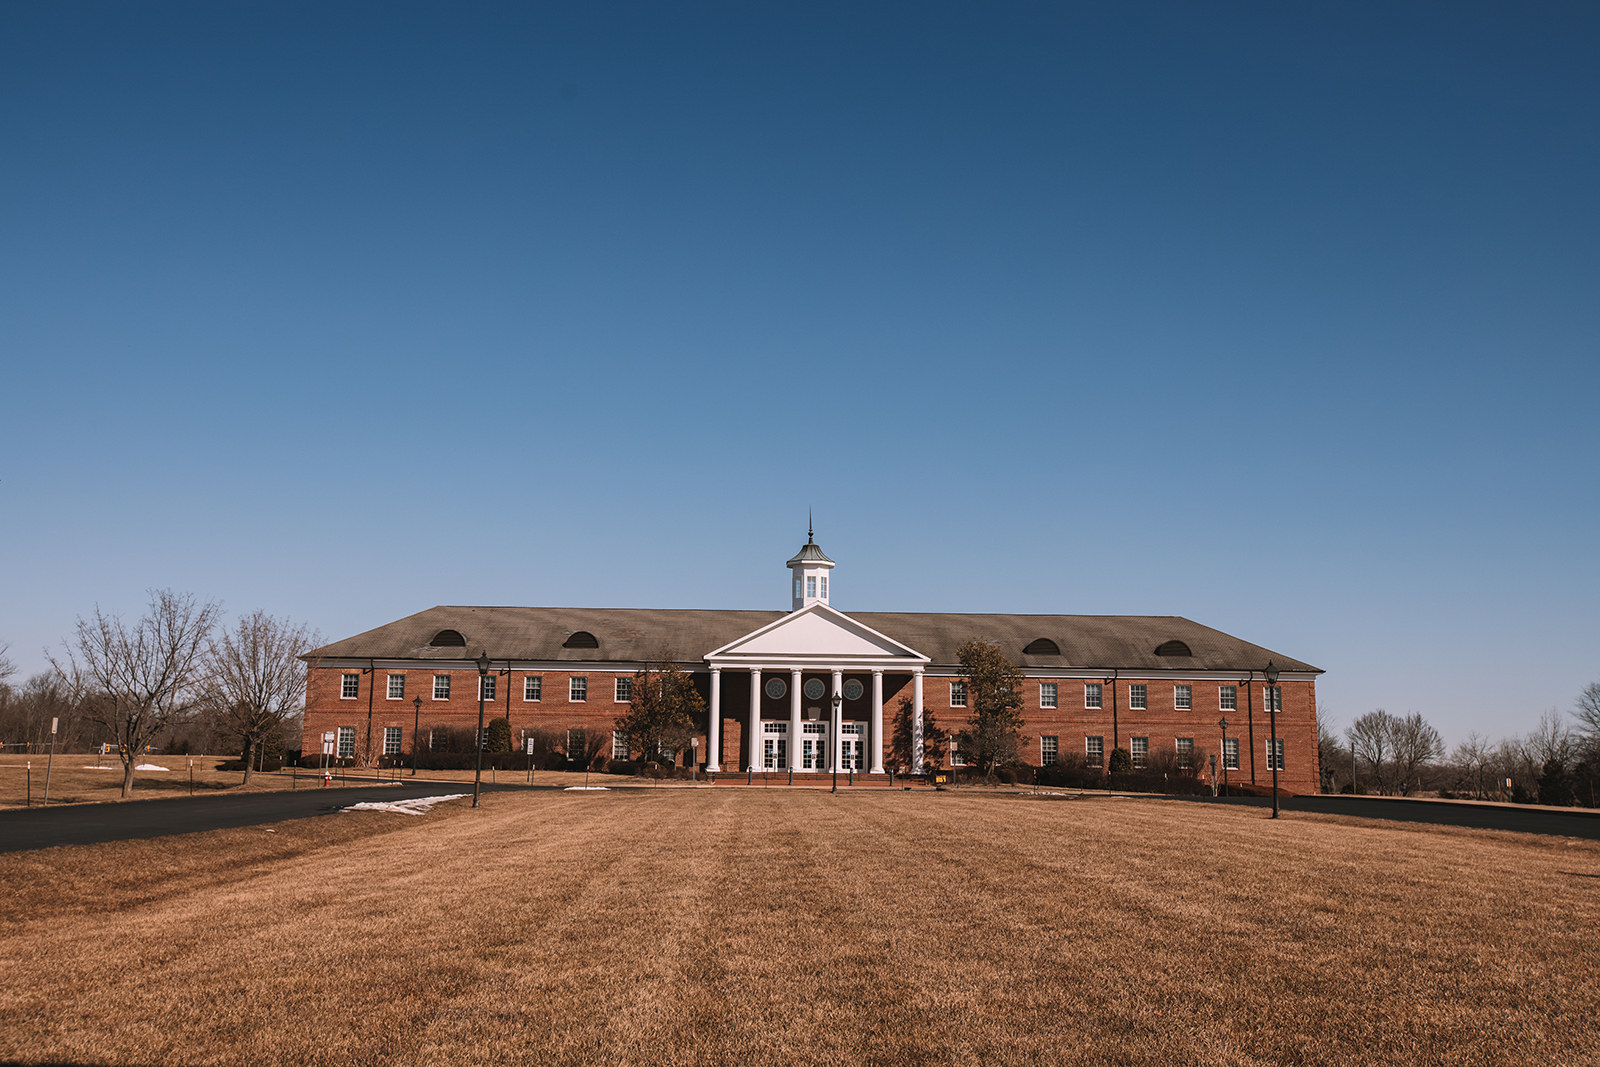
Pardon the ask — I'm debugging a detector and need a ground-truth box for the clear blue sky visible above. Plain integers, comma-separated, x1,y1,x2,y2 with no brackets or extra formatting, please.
3,1,1596,746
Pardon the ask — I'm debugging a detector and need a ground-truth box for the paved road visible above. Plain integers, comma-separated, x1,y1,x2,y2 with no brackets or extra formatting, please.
1174,792,1600,841
0,781,526,854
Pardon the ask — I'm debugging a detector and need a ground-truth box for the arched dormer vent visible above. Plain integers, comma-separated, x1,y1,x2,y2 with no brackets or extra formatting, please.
1154,639,1193,657
563,630,599,650
1023,638,1061,656
430,629,467,647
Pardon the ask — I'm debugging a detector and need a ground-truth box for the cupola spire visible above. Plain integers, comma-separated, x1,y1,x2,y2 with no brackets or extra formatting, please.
786,519,835,611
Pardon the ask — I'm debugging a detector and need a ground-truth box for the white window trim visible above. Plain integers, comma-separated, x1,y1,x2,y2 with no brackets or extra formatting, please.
1174,685,1192,711
340,673,359,700
615,677,632,703
570,677,587,702
432,674,451,701
386,674,405,700
950,681,968,708
524,676,541,702
1085,683,1102,710
1040,682,1057,709
1129,684,1147,711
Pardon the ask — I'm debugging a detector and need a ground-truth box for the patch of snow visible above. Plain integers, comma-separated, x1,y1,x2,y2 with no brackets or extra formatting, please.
343,794,468,816
80,766,117,770
135,764,169,771
564,786,610,791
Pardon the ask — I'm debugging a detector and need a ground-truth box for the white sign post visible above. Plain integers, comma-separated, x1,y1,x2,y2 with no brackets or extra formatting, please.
43,717,59,806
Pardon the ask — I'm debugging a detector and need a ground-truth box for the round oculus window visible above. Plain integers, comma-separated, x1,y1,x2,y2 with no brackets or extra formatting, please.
803,678,826,700
842,679,864,701
764,677,787,700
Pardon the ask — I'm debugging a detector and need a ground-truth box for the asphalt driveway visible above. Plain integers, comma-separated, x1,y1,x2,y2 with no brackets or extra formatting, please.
0,782,525,854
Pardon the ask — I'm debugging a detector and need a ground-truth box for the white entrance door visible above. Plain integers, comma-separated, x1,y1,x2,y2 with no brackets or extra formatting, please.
763,723,788,770
801,722,827,770
841,722,864,770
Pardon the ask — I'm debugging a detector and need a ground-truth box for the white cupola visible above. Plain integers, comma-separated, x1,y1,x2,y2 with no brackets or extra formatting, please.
786,520,835,611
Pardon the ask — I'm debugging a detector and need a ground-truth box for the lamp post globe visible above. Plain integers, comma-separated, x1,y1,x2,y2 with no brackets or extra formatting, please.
473,650,491,808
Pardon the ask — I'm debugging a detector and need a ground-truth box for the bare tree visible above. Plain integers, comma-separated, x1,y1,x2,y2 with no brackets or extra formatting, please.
1347,710,1395,794
1388,712,1444,796
1574,682,1600,760
0,643,15,687
1449,733,1494,800
53,590,220,799
205,610,317,784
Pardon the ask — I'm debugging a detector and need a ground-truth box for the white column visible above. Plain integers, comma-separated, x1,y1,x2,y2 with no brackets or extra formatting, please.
870,669,885,773
707,668,721,772
831,668,844,772
747,667,762,772
789,669,802,771
912,669,925,774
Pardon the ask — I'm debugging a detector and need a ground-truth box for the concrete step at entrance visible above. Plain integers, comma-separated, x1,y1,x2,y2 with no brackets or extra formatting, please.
705,771,924,788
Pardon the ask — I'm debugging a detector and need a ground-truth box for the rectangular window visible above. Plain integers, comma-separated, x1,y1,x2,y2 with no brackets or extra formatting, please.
1085,736,1104,766
337,726,355,759
1129,684,1147,710
340,673,359,699
612,731,629,760
567,728,586,757
1085,683,1102,709
1223,737,1239,771
1266,685,1283,713
1174,685,1192,710
1219,685,1237,711
524,676,542,702
1040,682,1057,709
950,681,968,707
820,575,827,598
1267,738,1285,772
570,677,587,702
807,576,816,598
433,674,450,700
429,726,445,751
383,726,402,756
1176,737,1194,769
1130,736,1149,769
615,677,633,702
479,675,496,701
950,736,965,767
386,674,405,700
1040,736,1058,765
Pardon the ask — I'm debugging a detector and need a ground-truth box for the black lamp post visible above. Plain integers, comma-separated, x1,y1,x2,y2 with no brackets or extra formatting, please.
412,696,422,776
1218,718,1229,796
473,650,490,809
830,692,842,794
1265,660,1280,818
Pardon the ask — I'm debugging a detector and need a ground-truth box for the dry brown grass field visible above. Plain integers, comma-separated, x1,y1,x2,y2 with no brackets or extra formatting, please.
2,790,1597,1067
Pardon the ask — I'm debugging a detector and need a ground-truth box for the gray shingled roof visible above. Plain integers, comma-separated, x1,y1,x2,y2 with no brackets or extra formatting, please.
308,606,1321,674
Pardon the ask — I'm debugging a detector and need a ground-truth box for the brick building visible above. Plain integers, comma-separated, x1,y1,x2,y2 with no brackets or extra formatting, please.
302,531,1323,793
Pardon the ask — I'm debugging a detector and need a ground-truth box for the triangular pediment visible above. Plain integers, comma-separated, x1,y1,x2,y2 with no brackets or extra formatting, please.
706,604,929,667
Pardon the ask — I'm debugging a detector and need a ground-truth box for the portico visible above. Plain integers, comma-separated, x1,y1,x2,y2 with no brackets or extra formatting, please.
702,532,930,773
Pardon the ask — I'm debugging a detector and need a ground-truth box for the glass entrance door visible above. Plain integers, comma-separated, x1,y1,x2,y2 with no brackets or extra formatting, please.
801,722,827,770
763,723,788,770
841,722,864,770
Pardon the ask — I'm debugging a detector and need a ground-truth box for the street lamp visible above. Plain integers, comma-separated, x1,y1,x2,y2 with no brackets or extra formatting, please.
830,692,842,794
1265,660,1280,819
412,696,422,777
473,649,491,809
1218,718,1229,796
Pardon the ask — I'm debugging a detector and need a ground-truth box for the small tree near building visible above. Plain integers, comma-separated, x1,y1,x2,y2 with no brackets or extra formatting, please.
953,638,1025,775
204,610,316,784
615,658,706,769
889,696,948,773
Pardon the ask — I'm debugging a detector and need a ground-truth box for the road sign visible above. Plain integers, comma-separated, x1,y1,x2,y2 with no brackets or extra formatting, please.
50,717,58,735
